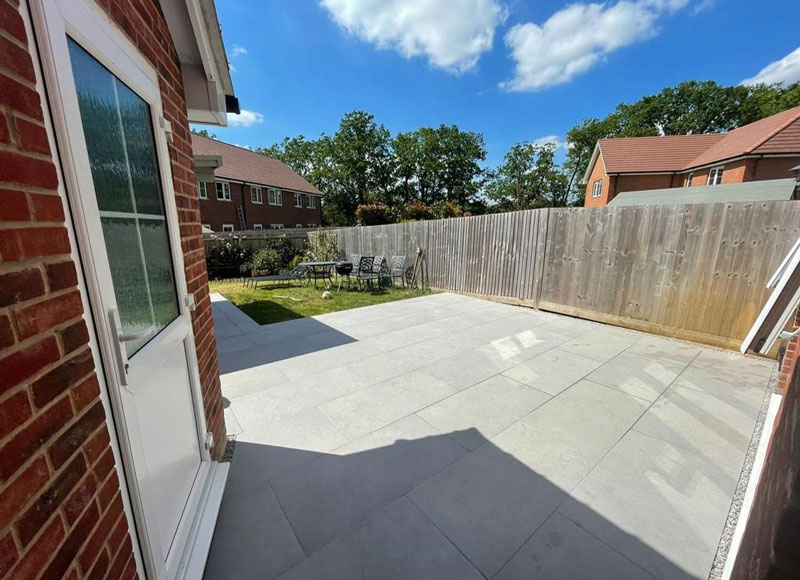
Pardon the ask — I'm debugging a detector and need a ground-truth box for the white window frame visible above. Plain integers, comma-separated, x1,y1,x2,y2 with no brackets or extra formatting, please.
684,173,693,187
294,192,303,207
306,194,317,209
307,223,318,228
591,180,602,199
252,224,263,230
202,224,211,231
270,223,284,230
268,188,282,206
222,224,234,232
295,223,303,229
197,181,207,199
216,181,231,201
707,166,724,186
250,185,262,204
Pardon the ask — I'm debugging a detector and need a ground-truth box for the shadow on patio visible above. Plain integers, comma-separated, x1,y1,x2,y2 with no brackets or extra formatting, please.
204,430,699,580
205,291,775,579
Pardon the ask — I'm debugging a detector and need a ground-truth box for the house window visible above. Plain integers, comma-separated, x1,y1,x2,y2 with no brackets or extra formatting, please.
202,224,211,231
222,224,234,232
268,188,282,205
294,193,303,207
270,224,284,230
197,181,207,199
307,223,318,228
251,186,263,204
253,224,263,230
306,195,317,209
707,166,724,185
591,180,602,198
685,173,693,187
295,224,303,229
216,181,231,201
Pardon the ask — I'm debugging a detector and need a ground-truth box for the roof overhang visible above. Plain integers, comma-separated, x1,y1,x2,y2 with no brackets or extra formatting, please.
159,0,239,126
580,142,602,186
194,154,222,179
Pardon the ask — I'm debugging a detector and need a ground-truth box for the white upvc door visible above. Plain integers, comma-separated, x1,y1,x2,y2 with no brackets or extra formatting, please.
30,0,218,578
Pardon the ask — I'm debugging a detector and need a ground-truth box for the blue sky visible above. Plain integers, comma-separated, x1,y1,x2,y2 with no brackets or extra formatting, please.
195,0,800,168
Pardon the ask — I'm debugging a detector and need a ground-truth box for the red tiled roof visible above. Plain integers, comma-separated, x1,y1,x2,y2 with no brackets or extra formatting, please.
689,105,800,167
598,134,725,173
191,134,322,195
596,104,800,175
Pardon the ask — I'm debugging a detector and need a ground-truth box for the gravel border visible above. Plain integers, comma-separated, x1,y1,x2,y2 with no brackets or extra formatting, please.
707,362,779,580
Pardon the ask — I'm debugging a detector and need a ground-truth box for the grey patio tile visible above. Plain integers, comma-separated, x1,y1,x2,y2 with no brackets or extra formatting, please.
495,512,656,580
409,441,566,578
270,415,467,554
203,478,304,580
213,323,243,339
417,375,550,449
675,351,773,410
319,369,458,440
501,347,604,396
560,430,737,580
236,407,350,458
586,351,685,402
223,441,323,496
424,348,511,390
633,382,761,484
215,334,256,355
490,379,649,491
559,328,639,361
277,498,484,580
220,365,292,399
627,335,701,366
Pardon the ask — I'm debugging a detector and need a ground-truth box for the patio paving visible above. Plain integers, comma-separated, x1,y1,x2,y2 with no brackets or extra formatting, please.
204,292,775,580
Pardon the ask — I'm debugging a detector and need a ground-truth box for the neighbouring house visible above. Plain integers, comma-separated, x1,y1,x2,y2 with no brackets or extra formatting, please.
583,105,800,207
1,0,236,578
191,134,323,231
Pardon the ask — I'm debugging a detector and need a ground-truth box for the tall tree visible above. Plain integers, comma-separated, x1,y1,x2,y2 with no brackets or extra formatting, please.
486,142,567,209
331,111,394,222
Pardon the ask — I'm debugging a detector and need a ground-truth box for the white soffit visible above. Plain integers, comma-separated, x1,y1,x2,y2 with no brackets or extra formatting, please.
741,236,800,354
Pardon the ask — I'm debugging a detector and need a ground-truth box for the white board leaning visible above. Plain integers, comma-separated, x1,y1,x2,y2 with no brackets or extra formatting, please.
741,236,800,354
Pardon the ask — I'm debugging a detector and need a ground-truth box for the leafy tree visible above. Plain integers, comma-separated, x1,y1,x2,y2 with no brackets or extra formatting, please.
486,142,568,209
356,202,394,225
191,128,217,139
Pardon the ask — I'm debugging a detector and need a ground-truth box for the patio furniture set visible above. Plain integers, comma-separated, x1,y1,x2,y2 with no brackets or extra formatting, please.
244,254,409,290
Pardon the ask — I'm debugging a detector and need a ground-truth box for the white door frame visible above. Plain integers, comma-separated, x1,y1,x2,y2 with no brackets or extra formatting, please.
27,0,224,577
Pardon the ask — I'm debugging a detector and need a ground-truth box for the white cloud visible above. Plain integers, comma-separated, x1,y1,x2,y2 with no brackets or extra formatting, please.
532,135,564,149
226,109,264,127
501,0,691,91
320,0,507,74
231,44,248,57
742,46,800,86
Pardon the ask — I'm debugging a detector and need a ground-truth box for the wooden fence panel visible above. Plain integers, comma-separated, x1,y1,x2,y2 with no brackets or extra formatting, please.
324,201,800,349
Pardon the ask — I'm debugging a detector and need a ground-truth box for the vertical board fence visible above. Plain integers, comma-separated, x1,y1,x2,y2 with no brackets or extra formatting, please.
325,201,800,350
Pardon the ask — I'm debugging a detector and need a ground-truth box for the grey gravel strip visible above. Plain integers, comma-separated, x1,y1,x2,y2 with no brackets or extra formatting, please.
707,362,779,580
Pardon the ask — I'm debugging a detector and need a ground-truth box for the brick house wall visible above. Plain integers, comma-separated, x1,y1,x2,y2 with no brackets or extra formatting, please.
583,155,614,207
615,173,674,195
0,0,226,579
730,310,800,579
198,179,322,231
753,156,800,181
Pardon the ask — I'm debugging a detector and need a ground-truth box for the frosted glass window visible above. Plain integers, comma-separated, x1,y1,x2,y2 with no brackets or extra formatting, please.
69,38,179,356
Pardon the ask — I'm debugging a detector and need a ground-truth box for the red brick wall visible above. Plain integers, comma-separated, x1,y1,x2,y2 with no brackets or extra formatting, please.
753,156,800,181
1,0,226,578
730,311,800,579
583,154,613,207
616,173,674,195
198,180,322,230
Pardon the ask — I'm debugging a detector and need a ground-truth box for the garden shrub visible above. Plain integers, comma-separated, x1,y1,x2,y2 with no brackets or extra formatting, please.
265,234,298,268
306,228,339,261
251,248,282,274
431,200,464,219
205,234,253,279
356,202,393,225
403,201,433,221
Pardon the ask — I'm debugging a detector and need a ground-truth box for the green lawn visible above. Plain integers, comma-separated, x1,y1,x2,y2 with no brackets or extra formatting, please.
209,279,433,325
